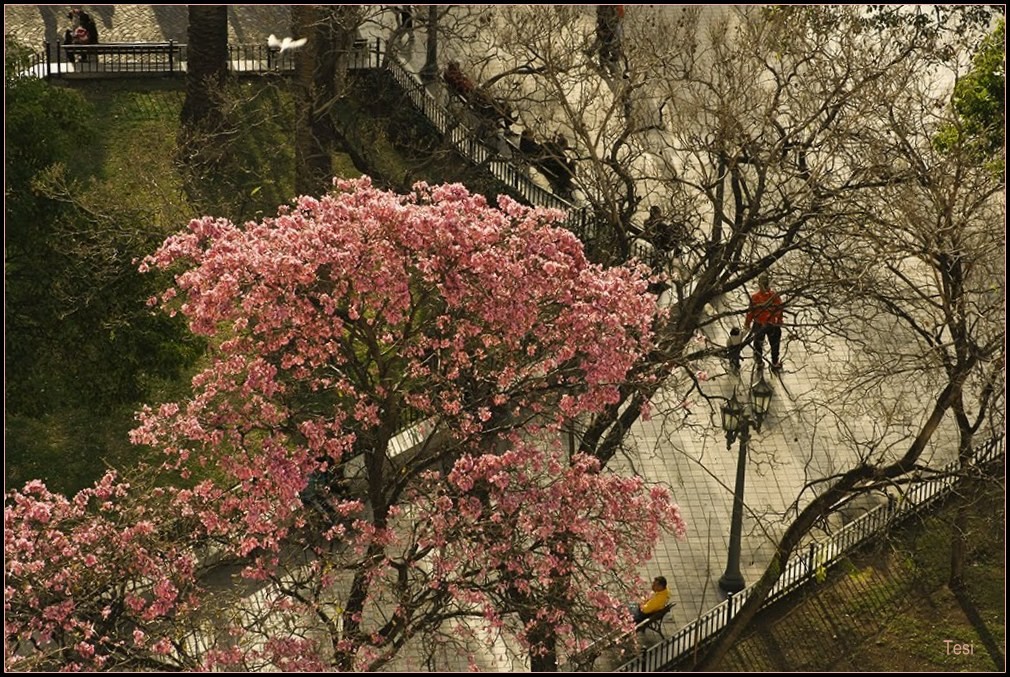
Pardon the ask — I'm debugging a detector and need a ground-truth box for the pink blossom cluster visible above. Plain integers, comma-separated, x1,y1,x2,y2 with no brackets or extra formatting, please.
133,177,659,549
5,472,199,671
415,440,687,658
9,179,683,671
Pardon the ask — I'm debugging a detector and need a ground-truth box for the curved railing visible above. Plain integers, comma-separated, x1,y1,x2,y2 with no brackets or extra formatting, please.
612,435,1006,672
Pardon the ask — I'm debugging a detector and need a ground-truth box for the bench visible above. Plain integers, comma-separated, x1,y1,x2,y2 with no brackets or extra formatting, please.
567,602,676,669
635,602,675,640
61,42,183,74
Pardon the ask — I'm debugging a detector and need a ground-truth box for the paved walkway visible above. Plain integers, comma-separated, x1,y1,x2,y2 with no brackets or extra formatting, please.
3,5,291,46
4,5,973,672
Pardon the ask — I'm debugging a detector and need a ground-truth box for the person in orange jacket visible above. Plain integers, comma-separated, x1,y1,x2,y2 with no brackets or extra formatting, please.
745,273,785,371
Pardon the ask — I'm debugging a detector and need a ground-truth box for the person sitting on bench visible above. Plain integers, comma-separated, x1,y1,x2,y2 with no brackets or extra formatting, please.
68,9,99,44
629,575,669,623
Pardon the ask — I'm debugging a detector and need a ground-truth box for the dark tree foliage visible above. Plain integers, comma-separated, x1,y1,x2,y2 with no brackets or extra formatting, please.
862,4,1004,40
5,42,200,492
935,18,1005,162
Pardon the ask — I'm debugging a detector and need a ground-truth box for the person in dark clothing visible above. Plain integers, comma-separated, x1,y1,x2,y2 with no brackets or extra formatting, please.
471,88,515,130
594,5,624,76
726,326,744,374
66,8,98,63
69,8,99,44
519,128,542,157
397,5,413,31
539,133,576,195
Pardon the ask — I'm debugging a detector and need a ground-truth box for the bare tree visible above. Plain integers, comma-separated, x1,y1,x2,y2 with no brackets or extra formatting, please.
826,61,1005,590
693,22,1005,669
427,7,1002,667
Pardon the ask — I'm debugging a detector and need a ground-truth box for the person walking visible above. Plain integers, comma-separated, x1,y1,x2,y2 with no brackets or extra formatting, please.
745,273,785,371
726,326,744,374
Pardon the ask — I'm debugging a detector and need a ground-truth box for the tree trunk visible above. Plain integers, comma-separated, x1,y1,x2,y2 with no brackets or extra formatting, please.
948,502,969,591
293,6,329,196
180,6,228,128
527,624,559,672
420,6,439,82
293,6,363,196
948,394,975,591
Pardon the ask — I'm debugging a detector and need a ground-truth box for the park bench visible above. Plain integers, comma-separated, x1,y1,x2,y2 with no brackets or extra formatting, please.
635,602,675,640
62,42,183,74
567,602,676,670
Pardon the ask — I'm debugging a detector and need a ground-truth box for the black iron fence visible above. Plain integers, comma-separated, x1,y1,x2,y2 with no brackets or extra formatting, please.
611,435,1006,672
35,37,385,79
43,40,184,77
384,55,575,211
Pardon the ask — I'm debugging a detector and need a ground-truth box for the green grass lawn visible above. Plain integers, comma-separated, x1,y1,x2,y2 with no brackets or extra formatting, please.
718,478,1005,672
8,76,309,495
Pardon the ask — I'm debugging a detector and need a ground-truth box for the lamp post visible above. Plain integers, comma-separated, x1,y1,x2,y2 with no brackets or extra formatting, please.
718,376,773,595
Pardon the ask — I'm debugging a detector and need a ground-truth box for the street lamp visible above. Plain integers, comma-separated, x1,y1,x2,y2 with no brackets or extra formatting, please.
718,375,773,595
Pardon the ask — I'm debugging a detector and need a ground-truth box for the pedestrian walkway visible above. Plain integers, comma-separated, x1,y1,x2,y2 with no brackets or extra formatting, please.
3,5,291,47
3,5,977,672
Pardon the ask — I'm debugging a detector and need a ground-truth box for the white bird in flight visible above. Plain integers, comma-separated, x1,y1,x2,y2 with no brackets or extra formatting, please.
268,34,308,53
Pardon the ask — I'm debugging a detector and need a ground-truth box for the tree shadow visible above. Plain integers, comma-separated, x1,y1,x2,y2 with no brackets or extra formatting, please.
227,6,291,45
88,5,115,31
951,586,1005,671
39,5,67,43
149,5,188,42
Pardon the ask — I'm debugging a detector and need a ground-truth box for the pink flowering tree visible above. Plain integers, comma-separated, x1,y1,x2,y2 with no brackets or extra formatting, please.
4,472,210,671
6,178,685,671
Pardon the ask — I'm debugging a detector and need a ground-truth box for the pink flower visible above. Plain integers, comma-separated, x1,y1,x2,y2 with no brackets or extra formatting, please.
152,637,173,655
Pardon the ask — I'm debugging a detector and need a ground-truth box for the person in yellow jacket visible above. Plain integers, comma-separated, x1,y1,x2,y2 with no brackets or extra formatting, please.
630,576,669,622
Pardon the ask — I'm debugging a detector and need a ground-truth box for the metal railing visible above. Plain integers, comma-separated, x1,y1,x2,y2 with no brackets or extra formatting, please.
383,54,577,212
613,435,1005,672
43,40,184,77
34,37,385,78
